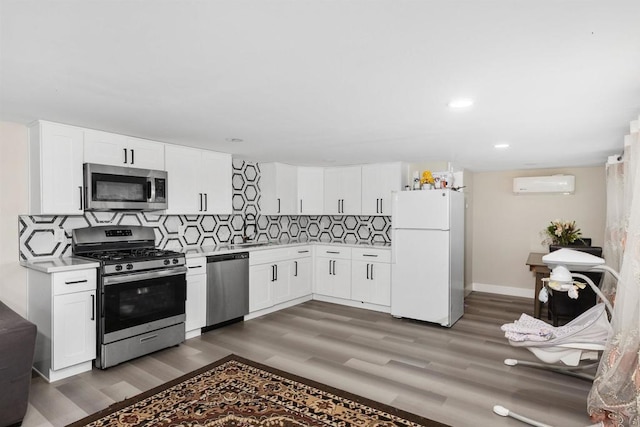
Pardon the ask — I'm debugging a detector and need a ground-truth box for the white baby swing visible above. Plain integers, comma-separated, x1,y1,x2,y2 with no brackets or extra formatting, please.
493,249,621,427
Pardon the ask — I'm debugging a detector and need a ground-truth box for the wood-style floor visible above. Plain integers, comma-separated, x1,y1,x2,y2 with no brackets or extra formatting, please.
23,292,595,427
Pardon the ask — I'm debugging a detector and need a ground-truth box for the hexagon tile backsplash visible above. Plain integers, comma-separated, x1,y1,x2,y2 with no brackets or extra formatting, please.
18,160,391,260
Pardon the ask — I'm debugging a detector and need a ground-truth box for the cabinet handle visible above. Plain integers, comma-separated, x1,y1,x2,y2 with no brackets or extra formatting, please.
366,264,370,280
204,193,208,211
130,149,134,165
199,193,203,211
380,198,383,214
79,186,83,210
337,199,340,213
277,198,281,214
297,250,309,254
65,279,88,285
328,259,332,275
363,254,378,257
123,148,128,164
140,334,159,343
271,265,276,282
294,261,298,277
371,264,374,280
333,260,336,275
300,199,303,213
326,250,340,254
91,294,95,320
275,264,278,281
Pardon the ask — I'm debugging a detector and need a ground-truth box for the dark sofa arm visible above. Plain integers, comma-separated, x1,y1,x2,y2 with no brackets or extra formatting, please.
0,301,36,427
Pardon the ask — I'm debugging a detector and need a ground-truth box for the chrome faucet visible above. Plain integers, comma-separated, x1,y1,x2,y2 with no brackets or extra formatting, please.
242,213,256,243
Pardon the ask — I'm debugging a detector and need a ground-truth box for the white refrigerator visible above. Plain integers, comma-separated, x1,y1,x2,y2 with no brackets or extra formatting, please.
391,189,465,327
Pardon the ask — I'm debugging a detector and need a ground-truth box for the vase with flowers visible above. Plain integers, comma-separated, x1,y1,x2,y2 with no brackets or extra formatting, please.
542,219,585,246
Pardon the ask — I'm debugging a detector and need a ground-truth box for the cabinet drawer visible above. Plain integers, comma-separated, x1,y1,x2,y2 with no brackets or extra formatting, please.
290,246,312,258
351,248,391,263
186,256,206,275
249,247,292,265
315,245,351,260
53,270,97,295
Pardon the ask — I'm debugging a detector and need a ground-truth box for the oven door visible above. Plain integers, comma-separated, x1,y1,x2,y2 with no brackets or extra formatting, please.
101,267,186,344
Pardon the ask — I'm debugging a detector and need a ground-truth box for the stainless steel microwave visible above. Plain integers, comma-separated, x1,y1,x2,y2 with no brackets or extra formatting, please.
83,163,168,211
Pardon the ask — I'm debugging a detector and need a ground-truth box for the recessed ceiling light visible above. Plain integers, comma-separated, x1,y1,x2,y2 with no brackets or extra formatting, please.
494,143,510,149
448,98,474,109
225,138,244,143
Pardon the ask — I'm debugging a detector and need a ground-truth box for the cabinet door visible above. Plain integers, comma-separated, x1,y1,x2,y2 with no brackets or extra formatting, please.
260,163,297,215
125,136,165,170
297,167,324,215
323,169,342,215
36,122,84,214
361,163,403,216
272,263,291,304
185,273,207,333
84,129,129,166
351,261,391,306
164,145,201,214
53,291,96,370
290,257,312,299
249,264,274,312
201,151,232,214
314,257,351,299
340,166,362,215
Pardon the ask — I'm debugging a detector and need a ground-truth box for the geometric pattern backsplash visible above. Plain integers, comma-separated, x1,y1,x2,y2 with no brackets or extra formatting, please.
19,159,392,260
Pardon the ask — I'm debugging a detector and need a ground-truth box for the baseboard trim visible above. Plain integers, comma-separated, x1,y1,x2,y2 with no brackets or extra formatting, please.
471,282,534,299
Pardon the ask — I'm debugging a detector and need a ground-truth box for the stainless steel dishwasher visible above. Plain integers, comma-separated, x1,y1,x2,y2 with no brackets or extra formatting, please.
205,252,249,328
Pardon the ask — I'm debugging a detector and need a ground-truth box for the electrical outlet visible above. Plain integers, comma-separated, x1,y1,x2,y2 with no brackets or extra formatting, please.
54,229,66,242
178,225,186,237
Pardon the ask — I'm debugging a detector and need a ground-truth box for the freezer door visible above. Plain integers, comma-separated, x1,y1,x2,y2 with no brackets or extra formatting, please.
391,229,450,325
392,191,450,230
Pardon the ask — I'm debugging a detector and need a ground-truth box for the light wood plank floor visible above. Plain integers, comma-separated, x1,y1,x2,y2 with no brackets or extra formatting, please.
23,292,595,427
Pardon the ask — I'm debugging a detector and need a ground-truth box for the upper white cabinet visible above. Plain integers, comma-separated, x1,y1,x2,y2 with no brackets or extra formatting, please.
324,166,362,215
297,167,324,215
260,163,297,215
84,129,165,170
29,121,84,215
164,145,232,215
361,162,407,216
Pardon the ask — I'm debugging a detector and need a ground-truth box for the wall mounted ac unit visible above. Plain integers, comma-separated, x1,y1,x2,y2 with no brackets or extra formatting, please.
513,175,575,194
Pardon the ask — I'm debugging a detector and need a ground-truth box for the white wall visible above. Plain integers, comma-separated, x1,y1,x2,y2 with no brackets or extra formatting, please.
471,166,606,297
0,121,29,315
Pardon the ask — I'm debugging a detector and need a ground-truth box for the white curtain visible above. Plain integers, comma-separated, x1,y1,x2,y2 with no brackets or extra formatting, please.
588,116,640,426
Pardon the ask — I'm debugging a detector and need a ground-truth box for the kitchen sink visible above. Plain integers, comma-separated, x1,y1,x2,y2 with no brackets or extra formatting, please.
230,242,271,249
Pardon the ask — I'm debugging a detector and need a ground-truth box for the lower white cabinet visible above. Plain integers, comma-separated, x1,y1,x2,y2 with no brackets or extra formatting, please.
249,246,312,313
185,257,207,338
350,248,391,306
28,268,97,382
314,246,352,299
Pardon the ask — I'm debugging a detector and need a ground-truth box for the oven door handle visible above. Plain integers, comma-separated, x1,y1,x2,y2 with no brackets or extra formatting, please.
103,266,187,286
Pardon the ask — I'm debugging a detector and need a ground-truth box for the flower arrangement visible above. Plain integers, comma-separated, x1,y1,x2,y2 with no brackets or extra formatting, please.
420,170,435,186
543,219,583,246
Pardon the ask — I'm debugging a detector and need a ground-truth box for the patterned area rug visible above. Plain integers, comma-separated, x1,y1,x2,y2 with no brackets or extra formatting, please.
68,354,448,427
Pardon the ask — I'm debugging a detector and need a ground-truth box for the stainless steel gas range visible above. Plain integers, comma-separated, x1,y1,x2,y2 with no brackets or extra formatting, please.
72,226,186,369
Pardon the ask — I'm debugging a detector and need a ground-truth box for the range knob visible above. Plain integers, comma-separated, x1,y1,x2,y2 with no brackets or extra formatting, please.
115,264,123,272
126,263,134,270
172,258,179,264
163,259,170,266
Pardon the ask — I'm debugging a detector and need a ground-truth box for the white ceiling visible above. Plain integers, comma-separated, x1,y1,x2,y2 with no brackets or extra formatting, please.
1,0,639,171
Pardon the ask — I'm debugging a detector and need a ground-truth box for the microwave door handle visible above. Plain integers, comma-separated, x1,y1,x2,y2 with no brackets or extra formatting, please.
147,181,153,201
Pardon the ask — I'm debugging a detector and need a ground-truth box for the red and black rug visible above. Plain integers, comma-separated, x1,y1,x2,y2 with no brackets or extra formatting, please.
68,354,448,427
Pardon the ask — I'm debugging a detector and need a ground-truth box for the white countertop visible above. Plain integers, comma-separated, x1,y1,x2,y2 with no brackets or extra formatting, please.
181,240,391,257
21,240,391,271
21,257,101,273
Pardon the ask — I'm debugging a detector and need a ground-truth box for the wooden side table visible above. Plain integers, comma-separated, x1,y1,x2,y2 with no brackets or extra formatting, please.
526,252,550,318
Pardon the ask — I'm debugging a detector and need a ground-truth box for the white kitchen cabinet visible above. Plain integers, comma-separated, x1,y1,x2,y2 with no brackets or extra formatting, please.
290,250,312,299
324,166,362,215
29,121,84,215
350,248,391,306
28,268,97,382
271,262,292,305
164,144,232,215
84,129,165,170
185,257,207,338
314,246,352,299
260,163,297,215
361,162,406,216
249,263,276,312
297,167,324,215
